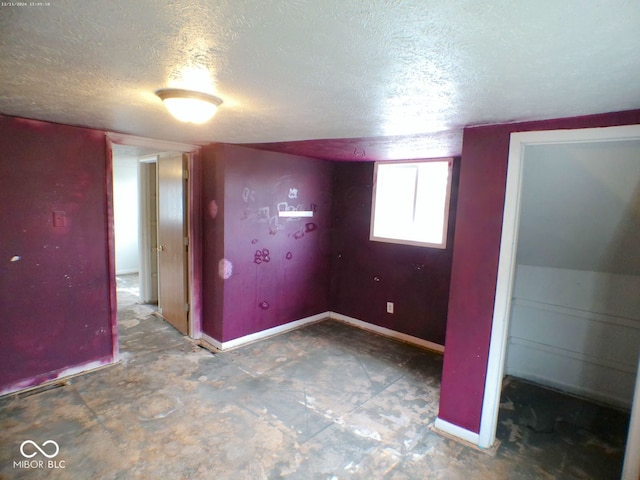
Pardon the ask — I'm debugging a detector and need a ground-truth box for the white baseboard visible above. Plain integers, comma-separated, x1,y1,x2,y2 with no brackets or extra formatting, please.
200,312,330,351
329,312,445,353
199,311,446,355
433,417,480,445
199,332,223,352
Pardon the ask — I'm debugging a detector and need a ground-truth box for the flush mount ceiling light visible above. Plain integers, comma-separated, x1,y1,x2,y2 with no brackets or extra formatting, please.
155,88,223,124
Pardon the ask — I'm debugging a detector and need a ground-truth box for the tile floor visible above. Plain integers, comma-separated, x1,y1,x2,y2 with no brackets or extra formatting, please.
0,274,629,479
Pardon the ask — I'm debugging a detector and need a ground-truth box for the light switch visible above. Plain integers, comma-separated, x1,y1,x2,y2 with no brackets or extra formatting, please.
53,211,66,227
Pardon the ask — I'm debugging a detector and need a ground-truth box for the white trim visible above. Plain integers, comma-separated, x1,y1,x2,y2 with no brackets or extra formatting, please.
329,312,445,353
508,337,637,376
106,132,200,152
200,332,223,351
433,418,480,445
512,298,640,329
201,312,329,351
479,124,640,451
477,132,525,448
278,211,314,218
137,157,159,304
108,134,202,342
199,312,445,354
139,154,159,164
497,124,640,145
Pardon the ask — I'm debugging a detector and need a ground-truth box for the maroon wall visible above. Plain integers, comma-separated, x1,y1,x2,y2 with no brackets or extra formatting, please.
243,130,462,162
438,109,640,434
201,144,333,342
330,160,459,345
0,116,114,393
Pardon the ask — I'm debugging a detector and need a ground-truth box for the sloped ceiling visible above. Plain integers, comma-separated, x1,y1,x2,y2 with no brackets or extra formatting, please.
1,1,640,159
517,140,640,275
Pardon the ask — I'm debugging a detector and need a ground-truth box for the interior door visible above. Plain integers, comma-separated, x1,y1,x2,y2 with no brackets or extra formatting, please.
138,158,159,304
157,153,189,335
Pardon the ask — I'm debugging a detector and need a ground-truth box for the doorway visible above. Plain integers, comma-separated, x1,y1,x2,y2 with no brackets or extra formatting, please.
107,133,202,345
479,124,640,478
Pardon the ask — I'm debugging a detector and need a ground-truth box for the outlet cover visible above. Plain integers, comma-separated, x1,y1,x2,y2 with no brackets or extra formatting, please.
53,211,66,227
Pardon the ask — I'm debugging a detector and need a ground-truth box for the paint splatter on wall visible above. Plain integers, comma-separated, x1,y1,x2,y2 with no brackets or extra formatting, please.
254,249,271,264
208,200,218,219
201,144,332,343
218,258,233,280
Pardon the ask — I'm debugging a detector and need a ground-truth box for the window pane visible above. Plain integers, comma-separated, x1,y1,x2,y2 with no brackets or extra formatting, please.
413,161,450,244
372,165,417,239
370,159,452,248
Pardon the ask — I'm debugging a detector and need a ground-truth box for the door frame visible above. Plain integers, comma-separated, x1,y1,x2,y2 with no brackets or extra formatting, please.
478,124,640,478
106,133,203,344
138,155,159,304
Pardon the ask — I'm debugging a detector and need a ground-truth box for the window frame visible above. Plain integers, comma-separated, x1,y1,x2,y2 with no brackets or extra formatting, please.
369,158,453,249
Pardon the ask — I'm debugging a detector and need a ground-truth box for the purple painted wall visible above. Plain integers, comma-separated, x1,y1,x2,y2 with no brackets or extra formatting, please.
330,161,459,345
243,130,462,162
0,115,114,393
438,109,640,434
201,144,333,343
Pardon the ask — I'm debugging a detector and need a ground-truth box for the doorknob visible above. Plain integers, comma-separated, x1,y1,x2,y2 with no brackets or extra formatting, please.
156,245,164,252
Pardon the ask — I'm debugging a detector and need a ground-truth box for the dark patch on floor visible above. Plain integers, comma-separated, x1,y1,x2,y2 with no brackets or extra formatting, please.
0,274,630,479
497,376,629,480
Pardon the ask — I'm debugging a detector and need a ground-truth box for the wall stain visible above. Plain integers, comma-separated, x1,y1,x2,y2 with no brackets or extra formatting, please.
254,249,271,264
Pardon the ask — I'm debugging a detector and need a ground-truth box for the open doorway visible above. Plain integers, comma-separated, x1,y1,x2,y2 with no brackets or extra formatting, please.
479,125,640,479
107,133,203,352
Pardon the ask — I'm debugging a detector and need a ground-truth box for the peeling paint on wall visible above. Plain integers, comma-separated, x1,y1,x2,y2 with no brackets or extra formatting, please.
0,115,114,394
208,200,218,219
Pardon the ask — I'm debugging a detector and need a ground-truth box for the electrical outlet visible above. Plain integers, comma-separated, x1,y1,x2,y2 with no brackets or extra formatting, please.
52,210,66,227
386,302,394,314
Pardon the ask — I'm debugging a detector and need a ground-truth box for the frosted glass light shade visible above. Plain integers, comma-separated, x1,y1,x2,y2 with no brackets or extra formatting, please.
155,88,222,124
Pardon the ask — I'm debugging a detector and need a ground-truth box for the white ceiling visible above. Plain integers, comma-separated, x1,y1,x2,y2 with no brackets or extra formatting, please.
1,1,639,155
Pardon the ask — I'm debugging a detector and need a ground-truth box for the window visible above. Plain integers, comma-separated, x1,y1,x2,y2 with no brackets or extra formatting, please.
370,159,453,248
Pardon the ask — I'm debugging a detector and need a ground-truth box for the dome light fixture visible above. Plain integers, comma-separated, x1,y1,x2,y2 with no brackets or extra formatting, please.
155,88,223,124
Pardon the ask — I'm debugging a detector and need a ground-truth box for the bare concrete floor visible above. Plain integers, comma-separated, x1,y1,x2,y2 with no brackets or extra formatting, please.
0,275,628,479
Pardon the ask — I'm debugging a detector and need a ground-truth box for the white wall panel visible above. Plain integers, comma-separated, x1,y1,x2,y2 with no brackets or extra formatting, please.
113,158,140,274
506,265,640,408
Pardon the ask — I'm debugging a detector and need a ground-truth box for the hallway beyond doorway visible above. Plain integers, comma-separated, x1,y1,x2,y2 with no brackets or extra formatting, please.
116,273,185,358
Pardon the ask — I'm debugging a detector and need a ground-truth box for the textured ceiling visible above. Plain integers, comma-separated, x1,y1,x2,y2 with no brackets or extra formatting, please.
1,1,640,159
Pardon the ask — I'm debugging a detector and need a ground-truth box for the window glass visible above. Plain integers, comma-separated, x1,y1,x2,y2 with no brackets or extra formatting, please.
370,159,452,248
